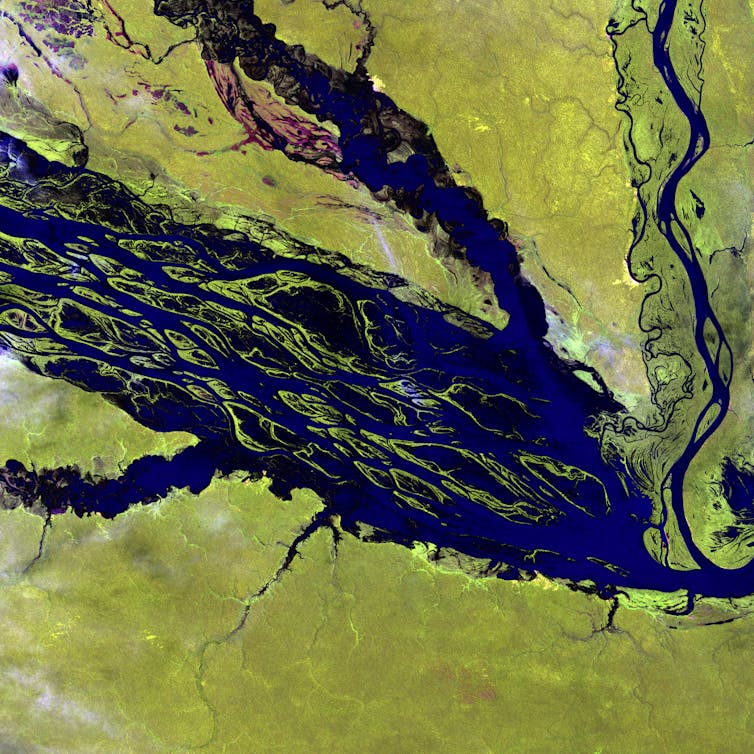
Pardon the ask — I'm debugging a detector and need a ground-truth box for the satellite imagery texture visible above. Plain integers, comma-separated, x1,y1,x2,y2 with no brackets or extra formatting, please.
0,0,753,751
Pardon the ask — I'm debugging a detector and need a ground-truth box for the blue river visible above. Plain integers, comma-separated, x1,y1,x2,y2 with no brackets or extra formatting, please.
0,0,751,601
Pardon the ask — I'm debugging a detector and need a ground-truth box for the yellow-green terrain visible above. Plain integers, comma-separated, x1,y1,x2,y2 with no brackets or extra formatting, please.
0,0,753,751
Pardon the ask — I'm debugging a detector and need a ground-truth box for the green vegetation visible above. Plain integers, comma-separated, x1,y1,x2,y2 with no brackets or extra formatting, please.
1,0,754,750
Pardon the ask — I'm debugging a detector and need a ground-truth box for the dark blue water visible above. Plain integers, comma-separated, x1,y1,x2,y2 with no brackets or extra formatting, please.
0,0,752,599
653,0,734,572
